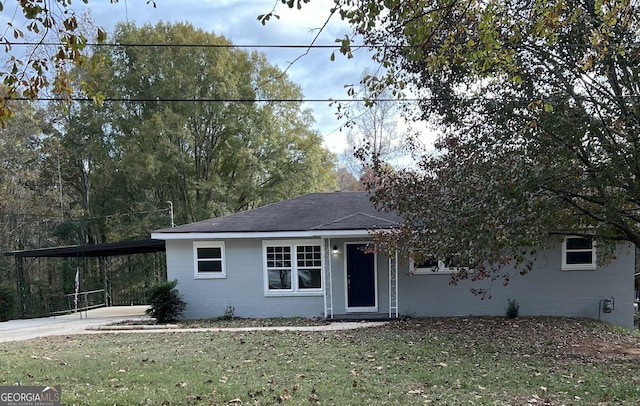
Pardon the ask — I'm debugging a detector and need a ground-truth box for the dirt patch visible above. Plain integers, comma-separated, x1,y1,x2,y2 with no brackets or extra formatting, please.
381,316,640,363
573,342,640,359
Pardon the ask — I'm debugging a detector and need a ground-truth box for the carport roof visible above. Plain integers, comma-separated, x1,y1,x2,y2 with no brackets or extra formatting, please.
3,239,165,258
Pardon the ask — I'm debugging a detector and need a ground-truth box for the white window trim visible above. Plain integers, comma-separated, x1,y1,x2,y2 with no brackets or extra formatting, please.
562,236,596,271
193,241,226,279
263,239,323,296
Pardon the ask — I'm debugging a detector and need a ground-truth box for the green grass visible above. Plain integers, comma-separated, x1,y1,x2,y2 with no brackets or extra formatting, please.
1,317,639,405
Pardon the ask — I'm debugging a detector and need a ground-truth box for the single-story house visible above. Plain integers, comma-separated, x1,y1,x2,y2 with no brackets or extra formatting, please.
151,192,636,328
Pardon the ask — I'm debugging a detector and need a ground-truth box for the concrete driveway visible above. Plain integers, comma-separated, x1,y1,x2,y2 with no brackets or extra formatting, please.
0,306,150,343
0,306,388,343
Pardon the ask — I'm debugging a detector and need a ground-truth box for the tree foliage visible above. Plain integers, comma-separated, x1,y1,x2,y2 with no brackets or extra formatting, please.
0,1,132,123
284,0,640,280
338,70,405,176
59,22,335,226
0,20,335,317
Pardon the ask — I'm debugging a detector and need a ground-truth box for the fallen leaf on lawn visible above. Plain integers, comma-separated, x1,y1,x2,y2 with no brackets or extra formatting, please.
227,398,242,404
407,389,424,395
278,389,291,402
219,376,228,384
437,362,448,367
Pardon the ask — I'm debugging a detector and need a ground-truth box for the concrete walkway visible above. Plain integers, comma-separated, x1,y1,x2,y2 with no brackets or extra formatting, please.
0,306,151,343
0,306,387,343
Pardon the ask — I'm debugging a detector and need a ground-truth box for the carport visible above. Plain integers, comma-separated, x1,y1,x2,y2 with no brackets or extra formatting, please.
4,239,166,318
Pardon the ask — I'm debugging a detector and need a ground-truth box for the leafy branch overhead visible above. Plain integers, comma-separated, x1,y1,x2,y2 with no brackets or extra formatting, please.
287,0,640,282
0,0,155,123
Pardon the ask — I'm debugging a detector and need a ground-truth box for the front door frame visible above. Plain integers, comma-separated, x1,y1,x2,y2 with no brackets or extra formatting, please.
344,242,378,312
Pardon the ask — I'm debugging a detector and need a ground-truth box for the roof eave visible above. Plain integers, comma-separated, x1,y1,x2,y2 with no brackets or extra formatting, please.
151,229,381,240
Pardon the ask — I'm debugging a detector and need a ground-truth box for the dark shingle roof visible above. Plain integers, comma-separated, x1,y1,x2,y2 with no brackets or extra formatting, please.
154,192,400,234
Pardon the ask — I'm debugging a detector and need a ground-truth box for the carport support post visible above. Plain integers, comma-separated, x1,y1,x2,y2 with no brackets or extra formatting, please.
14,257,27,318
75,256,81,319
101,256,109,307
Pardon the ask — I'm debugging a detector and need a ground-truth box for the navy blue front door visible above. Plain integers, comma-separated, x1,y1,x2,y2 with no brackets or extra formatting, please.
346,244,376,308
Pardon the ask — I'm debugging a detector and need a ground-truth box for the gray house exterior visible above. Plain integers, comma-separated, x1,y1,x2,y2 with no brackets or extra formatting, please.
151,192,636,328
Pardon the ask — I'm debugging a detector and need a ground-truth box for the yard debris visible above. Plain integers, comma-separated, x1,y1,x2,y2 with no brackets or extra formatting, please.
381,316,640,362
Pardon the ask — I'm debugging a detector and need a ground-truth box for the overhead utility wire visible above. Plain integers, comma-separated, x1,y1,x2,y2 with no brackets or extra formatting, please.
11,96,419,103
11,95,640,103
0,207,171,226
6,41,629,49
8,42,350,48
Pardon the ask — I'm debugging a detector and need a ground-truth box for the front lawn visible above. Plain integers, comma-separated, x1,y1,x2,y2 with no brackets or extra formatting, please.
1,317,638,405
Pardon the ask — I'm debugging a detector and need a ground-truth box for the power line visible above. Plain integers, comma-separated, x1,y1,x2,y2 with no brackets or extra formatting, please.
0,208,170,226
12,96,417,103
6,41,633,49
11,95,640,104
8,42,356,49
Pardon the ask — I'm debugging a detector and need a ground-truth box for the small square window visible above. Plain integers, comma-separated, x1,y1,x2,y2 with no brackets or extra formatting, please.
194,242,226,279
562,237,596,270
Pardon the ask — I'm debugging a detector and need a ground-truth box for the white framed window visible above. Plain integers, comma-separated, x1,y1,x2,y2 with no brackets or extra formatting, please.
264,240,323,295
193,241,226,279
562,236,596,270
411,254,470,274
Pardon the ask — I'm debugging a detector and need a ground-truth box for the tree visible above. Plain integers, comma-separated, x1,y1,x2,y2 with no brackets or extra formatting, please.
0,101,59,251
335,167,364,192
0,100,67,317
281,1,640,282
54,22,336,228
338,70,404,176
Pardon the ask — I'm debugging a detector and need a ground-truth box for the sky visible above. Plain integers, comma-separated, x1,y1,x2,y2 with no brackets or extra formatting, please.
64,0,380,154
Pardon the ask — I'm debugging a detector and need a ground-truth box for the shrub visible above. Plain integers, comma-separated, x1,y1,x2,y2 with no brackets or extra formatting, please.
0,283,16,322
146,280,186,323
505,299,520,319
222,304,235,320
